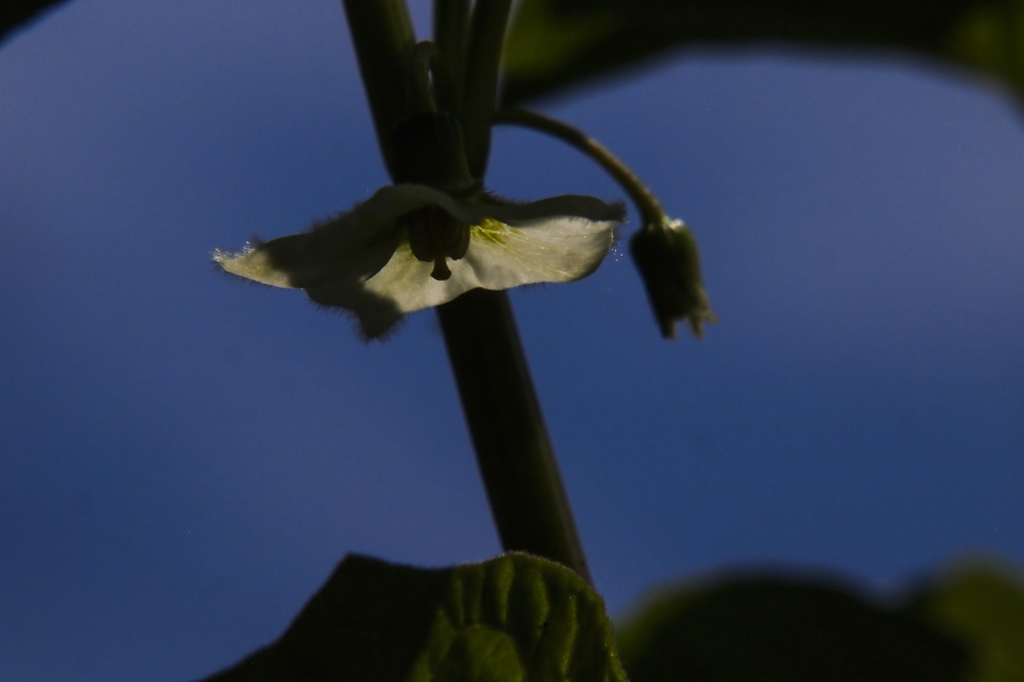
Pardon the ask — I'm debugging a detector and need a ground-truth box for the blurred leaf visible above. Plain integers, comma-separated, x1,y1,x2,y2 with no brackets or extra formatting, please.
502,0,1024,105
202,552,627,682
615,572,970,682
0,0,71,46
920,564,1024,682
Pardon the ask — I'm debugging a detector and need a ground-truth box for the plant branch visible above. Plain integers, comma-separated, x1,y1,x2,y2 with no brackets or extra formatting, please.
432,0,469,112
493,107,666,226
461,0,512,178
340,0,416,176
342,0,592,584
437,290,592,584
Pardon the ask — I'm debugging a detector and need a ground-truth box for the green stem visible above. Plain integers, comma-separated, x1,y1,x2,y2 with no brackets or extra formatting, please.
493,107,666,226
340,0,416,176
411,41,462,122
460,0,512,178
342,0,592,583
437,290,592,583
409,41,440,113
433,0,469,111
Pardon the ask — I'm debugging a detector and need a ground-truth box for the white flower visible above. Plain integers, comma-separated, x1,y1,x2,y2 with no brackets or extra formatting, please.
214,184,625,339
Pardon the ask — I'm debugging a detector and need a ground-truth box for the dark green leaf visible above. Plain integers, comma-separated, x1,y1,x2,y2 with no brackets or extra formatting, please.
502,0,1024,105
201,552,627,682
1,0,72,45
920,564,1024,682
615,572,970,682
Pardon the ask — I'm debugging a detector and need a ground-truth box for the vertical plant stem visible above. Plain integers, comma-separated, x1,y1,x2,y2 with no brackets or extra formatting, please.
340,0,416,176
433,0,469,111
443,0,591,581
438,291,592,583
341,0,591,583
460,0,512,177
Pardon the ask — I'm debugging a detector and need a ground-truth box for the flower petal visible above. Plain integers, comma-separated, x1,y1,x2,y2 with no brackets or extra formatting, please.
463,213,620,287
213,184,458,289
343,210,621,337
214,185,624,340
481,194,626,226
435,192,626,228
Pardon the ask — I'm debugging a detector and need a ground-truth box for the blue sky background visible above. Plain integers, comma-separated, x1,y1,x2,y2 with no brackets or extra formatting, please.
2,1,1023,680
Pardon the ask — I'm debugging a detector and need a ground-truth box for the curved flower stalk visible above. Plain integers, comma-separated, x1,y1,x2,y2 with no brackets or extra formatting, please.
493,108,715,339
214,183,624,339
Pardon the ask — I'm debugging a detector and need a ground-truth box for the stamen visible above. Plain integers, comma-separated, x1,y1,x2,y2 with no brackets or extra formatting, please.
431,255,452,281
402,205,469,277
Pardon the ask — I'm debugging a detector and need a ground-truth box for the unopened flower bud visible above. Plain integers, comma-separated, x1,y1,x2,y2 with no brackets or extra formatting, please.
630,218,715,339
